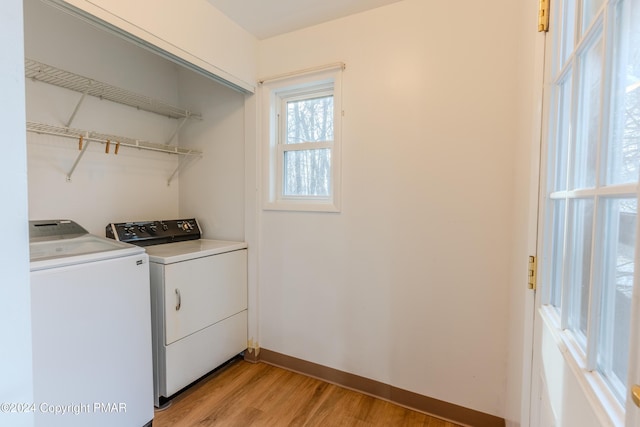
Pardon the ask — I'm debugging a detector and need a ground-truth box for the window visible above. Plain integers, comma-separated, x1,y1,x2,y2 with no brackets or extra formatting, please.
261,67,343,212
542,0,639,408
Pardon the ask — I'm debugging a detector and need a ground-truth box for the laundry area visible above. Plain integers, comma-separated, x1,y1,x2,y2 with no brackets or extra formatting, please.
22,0,249,425
23,0,247,236
6,0,618,426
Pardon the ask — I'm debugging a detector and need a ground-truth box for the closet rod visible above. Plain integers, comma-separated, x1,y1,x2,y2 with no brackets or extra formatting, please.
26,121,202,157
258,62,345,84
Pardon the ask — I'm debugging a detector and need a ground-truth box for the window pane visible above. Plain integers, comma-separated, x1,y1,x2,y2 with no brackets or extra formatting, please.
566,198,594,348
283,149,331,196
286,95,333,144
560,0,576,67
572,35,603,189
581,0,603,35
606,1,640,185
554,77,573,191
597,198,637,402
549,200,567,308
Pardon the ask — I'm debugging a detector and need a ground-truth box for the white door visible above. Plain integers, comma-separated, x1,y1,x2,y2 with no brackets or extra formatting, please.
531,0,640,425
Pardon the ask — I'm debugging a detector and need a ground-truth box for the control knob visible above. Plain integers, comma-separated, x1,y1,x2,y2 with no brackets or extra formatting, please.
181,221,193,231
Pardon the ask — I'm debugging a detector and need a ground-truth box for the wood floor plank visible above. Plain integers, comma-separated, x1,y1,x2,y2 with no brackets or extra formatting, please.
153,359,462,427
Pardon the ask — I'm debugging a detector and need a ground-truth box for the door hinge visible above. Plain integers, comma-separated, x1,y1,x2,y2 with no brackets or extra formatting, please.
528,255,537,291
538,0,550,32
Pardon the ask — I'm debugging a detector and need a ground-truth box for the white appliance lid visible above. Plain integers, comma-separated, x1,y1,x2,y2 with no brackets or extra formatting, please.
30,234,141,262
144,239,247,264
29,220,146,271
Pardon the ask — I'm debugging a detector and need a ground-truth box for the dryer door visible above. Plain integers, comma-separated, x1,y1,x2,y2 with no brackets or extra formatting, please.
164,250,247,345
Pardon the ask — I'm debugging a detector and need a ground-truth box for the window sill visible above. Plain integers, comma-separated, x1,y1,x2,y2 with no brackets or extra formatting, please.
263,199,340,213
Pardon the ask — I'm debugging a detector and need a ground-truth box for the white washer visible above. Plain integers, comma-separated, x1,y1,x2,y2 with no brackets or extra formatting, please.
144,239,248,407
29,220,154,427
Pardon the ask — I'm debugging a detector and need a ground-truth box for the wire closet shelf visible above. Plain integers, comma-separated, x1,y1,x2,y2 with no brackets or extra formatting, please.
26,121,200,156
25,58,204,184
25,59,201,120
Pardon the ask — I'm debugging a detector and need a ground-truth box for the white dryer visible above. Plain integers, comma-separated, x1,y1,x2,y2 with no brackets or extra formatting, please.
106,219,248,407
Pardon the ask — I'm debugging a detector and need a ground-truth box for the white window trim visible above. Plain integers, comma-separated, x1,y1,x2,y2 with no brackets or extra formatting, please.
260,66,343,213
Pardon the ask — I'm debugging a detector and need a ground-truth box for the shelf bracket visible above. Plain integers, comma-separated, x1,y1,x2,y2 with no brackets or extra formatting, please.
66,132,90,182
166,115,190,145
66,81,93,128
167,150,196,186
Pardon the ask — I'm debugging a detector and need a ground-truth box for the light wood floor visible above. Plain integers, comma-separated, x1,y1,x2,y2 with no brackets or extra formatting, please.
153,358,462,427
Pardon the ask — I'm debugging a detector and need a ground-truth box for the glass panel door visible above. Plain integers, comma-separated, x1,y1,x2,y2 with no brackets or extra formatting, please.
538,0,640,422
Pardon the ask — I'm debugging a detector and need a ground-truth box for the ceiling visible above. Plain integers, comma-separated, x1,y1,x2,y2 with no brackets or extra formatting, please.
205,0,405,40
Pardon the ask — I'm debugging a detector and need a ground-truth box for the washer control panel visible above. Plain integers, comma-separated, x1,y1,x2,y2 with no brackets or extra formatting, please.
29,219,89,242
106,219,201,246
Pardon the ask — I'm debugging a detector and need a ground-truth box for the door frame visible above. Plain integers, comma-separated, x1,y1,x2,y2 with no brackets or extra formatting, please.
518,10,550,424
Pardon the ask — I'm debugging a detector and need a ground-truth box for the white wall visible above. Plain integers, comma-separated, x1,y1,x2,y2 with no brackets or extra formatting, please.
0,1,33,426
177,68,246,241
256,0,527,418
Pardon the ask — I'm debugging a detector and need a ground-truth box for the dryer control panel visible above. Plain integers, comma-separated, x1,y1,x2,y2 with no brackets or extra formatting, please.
106,219,201,246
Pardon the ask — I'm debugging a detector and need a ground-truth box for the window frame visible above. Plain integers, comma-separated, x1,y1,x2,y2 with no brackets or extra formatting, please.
261,68,343,213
